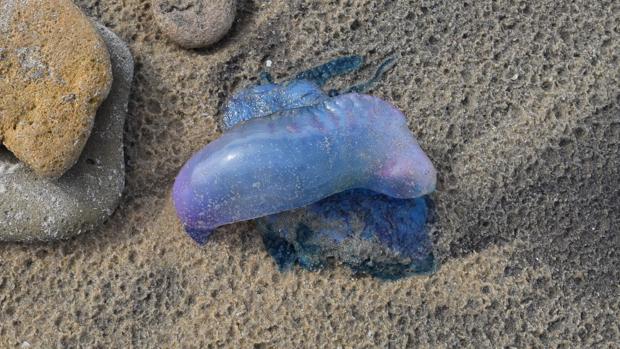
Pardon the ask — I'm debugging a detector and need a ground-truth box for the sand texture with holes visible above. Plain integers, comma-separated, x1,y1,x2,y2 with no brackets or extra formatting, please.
0,0,618,347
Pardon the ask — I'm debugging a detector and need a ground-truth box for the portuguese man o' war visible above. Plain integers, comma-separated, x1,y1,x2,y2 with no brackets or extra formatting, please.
172,55,437,248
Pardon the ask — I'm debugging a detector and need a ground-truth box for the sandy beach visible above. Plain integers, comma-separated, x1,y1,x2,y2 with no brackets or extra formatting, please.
0,0,618,347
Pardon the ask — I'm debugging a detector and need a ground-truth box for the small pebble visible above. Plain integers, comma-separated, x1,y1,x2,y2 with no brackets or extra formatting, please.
152,0,237,49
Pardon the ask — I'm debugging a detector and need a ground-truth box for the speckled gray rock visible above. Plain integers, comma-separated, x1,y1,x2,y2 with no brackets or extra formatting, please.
0,24,133,242
152,0,237,48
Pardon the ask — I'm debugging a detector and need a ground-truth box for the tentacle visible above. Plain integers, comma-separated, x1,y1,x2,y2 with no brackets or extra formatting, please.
259,71,273,84
293,55,364,87
340,55,398,94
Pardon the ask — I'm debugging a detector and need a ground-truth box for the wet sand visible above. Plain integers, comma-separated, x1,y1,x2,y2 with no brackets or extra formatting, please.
0,0,618,347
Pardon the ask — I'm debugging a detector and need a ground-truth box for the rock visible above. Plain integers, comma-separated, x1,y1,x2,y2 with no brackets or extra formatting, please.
152,0,237,49
173,55,436,246
0,24,134,242
0,0,113,178
258,189,436,279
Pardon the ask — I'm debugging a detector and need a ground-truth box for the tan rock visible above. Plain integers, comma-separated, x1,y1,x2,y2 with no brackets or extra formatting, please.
0,0,112,178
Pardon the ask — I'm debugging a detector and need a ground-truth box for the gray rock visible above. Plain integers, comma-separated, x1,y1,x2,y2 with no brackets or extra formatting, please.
0,24,134,241
152,0,237,49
